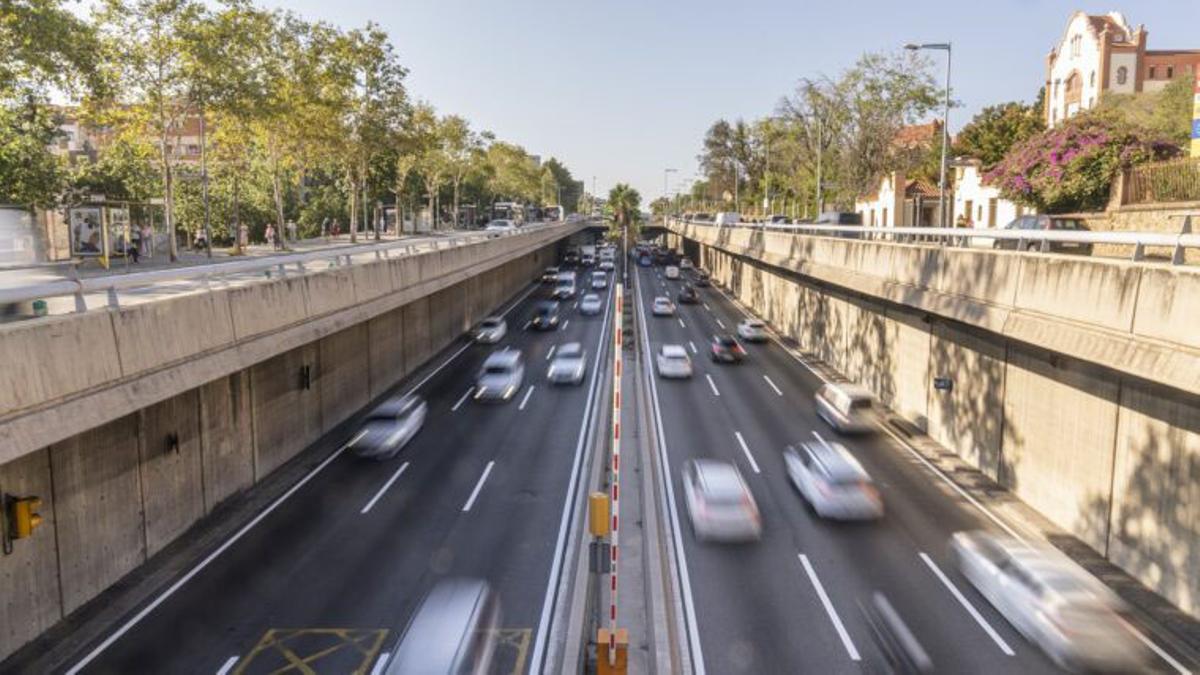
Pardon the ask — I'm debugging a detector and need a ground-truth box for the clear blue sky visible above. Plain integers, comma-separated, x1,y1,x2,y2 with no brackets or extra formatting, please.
263,0,1200,204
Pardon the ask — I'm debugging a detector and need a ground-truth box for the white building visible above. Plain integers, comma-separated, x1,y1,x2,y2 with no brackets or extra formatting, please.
952,161,1024,229
855,171,941,227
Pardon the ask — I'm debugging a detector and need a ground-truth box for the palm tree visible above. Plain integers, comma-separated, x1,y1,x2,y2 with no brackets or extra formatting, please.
607,183,641,241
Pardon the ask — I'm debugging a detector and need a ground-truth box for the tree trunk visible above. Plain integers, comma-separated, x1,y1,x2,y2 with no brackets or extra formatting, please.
348,170,358,244
159,132,178,262
453,177,461,229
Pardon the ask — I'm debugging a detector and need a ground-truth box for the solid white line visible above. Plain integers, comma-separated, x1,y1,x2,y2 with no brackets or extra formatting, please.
360,462,410,514
562,319,570,330
688,341,697,354
678,317,686,329
63,284,542,675
546,345,557,361
919,553,1015,656
1131,628,1191,675
518,385,536,411
705,373,720,397
734,432,760,474
799,554,861,661
369,652,391,675
345,429,369,448
763,374,783,396
715,318,726,329
451,387,474,411
462,461,495,512
215,656,239,675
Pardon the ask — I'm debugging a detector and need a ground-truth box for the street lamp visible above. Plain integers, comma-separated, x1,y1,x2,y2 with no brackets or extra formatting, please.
905,41,952,227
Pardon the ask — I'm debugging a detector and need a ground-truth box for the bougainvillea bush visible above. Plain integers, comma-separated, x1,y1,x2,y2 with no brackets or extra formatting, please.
984,112,1180,213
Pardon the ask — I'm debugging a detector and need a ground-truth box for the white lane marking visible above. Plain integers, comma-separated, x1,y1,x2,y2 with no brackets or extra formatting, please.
360,462,411,514
62,284,542,675
678,317,686,329
546,345,557,361
688,341,697,354
763,374,783,396
345,429,369,448
919,553,1015,656
369,653,391,675
734,432,760,474
216,656,239,675
562,319,570,330
529,283,615,671
524,320,532,330
705,373,720,397
703,302,711,311
462,461,496,512
799,554,861,661
1131,629,1192,675
518,385,536,411
451,387,475,411
635,269,707,674
715,318,726,329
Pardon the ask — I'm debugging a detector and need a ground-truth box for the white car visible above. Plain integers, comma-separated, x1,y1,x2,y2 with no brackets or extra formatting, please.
736,319,768,342
484,219,517,233
474,317,506,344
651,296,675,316
579,293,603,316
352,395,427,460
474,350,525,402
951,531,1150,672
664,265,680,280
682,459,761,542
547,342,587,385
541,267,560,284
598,259,615,272
679,258,693,270
814,383,878,434
784,439,882,520
591,271,608,290
655,344,693,378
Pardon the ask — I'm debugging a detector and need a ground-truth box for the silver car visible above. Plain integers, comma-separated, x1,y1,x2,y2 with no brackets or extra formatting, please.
652,296,675,316
474,316,506,344
736,319,768,342
951,531,1149,672
474,350,525,402
655,344,693,378
814,382,878,434
579,293,603,315
547,342,587,385
784,439,882,520
682,459,761,543
352,395,427,460
385,578,501,675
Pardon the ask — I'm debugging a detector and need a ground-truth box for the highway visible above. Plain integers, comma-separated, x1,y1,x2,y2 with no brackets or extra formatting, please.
631,259,1183,674
62,274,614,675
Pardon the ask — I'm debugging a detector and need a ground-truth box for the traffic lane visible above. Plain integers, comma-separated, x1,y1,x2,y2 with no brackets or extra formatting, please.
636,271,855,674
74,283,571,673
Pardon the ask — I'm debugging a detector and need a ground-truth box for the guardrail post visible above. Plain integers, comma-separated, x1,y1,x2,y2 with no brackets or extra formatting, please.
295,261,306,273
276,263,287,278
69,264,87,313
1132,242,1146,262
106,287,119,309
1173,215,1192,265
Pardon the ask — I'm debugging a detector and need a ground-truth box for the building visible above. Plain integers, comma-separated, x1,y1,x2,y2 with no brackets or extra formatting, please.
1044,11,1200,127
855,171,942,227
50,106,205,165
951,160,1024,229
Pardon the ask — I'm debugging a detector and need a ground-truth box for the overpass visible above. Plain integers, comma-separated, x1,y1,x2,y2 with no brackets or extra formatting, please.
661,217,1200,622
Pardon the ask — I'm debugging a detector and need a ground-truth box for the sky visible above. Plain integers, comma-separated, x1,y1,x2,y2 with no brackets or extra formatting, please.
259,0,1200,204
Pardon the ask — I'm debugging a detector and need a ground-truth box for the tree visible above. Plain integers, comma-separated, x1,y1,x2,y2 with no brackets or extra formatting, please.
607,183,640,232
1096,74,1195,148
954,101,1045,169
439,115,482,228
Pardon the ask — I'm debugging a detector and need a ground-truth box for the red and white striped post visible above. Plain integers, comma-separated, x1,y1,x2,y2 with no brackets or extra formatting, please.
609,282,623,665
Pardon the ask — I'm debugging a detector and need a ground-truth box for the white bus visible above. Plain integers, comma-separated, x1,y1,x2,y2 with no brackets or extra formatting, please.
491,202,525,225
542,205,564,222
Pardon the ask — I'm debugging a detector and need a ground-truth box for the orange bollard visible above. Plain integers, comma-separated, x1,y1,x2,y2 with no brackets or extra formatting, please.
596,628,628,675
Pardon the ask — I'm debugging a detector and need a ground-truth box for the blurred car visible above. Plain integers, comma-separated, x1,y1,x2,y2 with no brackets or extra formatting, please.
474,350,525,401
950,531,1149,672
676,284,698,304
530,301,560,330
552,276,576,300
652,296,676,316
736,319,768,342
693,270,711,287
579,293,603,315
682,459,761,542
655,344,693,378
598,259,615,272
664,265,680,280
713,212,741,226
547,342,587,385
814,382,877,433
352,395,427,460
384,578,501,675
541,266,560,283
767,215,791,224
581,253,596,266
784,439,882,520
638,254,652,267
710,334,745,363
474,316,507,344
992,215,1094,255
679,258,693,270
591,271,608,290
562,252,579,266
484,219,517,233
691,212,713,222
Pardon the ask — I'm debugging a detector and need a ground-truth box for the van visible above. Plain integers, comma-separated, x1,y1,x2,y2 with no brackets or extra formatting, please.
814,383,878,434
713,212,741,227
385,578,501,675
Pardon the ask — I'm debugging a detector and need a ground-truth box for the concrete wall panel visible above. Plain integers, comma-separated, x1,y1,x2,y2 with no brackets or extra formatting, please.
1014,257,1140,332
305,268,358,319
0,450,61,659
318,324,370,433
111,292,235,377
251,344,321,477
402,297,433,375
883,309,931,428
199,373,254,510
367,308,405,401
926,323,1006,479
138,390,204,556
226,276,310,340
0,312,120,415
1131,267,1200,351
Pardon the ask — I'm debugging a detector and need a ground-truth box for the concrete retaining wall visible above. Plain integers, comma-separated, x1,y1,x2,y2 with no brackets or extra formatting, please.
0,239,557,662
674,223,1200,619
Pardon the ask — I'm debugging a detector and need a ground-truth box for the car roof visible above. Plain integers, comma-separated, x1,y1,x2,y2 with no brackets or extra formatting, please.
483,350,522,367
654,296,670,302
742,319,765,326
692,460,747,498
801,441,870,482
387,579,490,673
368,394,420,418
714,334,738,344
824,382,874,399
481,316,503,325
558,342,583,356
661,344,688,358
582,293,600,301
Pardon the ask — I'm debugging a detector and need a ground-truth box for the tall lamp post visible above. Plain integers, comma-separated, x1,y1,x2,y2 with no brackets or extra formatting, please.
905,41,952,227
663,168,677,219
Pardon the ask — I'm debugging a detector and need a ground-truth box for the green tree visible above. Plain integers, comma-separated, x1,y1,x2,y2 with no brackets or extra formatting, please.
1096,74,1194,147
607,182,641,237
954,101,1045,169
439,115,483,228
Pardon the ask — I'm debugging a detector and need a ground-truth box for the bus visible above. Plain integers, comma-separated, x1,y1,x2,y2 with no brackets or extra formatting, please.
491,202,525,225
542,205,564,222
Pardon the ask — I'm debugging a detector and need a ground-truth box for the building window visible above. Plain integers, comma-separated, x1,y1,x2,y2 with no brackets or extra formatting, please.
1149,66,1157,79
882,208,888,227
1166,66,1174,79
1116,66,1128,85
1070,35,1081,57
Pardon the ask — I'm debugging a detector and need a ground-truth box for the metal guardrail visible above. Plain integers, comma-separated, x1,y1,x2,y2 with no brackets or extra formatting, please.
669,213,1199,265
0,221,584,313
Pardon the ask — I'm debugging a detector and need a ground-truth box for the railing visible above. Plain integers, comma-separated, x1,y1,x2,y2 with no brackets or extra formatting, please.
668,214,1200,265
1124,157,1200,205
0,221,585,314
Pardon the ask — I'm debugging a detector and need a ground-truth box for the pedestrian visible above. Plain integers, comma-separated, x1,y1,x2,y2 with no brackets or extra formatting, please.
194,228,208,250
266,224,277,249
332,220,341,237
321,217,330,240
140,224,152,258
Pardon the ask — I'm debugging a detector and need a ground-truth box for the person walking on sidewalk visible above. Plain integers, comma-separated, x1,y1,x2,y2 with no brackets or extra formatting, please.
266,224,277,249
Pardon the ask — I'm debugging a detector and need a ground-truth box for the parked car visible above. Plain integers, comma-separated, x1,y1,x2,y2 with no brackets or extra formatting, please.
547,342,587,385
351,395,428,460
950,531,1149,672
541,266,561,284
664,265,680,280
579,292,603,315
591,270,608,290
736,319,768,342
656,344,693,378
814,382,877,433
384,578,501,675
784,439,882,520
992,215,1094,255
676,284,699,304
710,334,746,363
652,296,676,316
530,301,560,330
474,316,507,344
474,350,525,402
713,212,742,226
682,459,761,542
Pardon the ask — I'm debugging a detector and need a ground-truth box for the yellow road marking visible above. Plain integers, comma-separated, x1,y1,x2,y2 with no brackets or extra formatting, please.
234,628,388,675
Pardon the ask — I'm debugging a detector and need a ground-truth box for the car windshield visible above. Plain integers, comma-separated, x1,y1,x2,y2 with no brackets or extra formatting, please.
481,319,500,328
483,365,511,375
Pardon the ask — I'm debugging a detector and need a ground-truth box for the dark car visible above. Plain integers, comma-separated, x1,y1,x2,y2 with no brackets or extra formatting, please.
677,284,699,304
530,301,560,330
710,334,746,363
817,211,864,239
693,270,711,287
992,215,1094,255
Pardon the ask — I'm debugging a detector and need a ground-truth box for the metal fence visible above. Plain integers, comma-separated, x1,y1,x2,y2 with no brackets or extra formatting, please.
1124,157,1200,206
